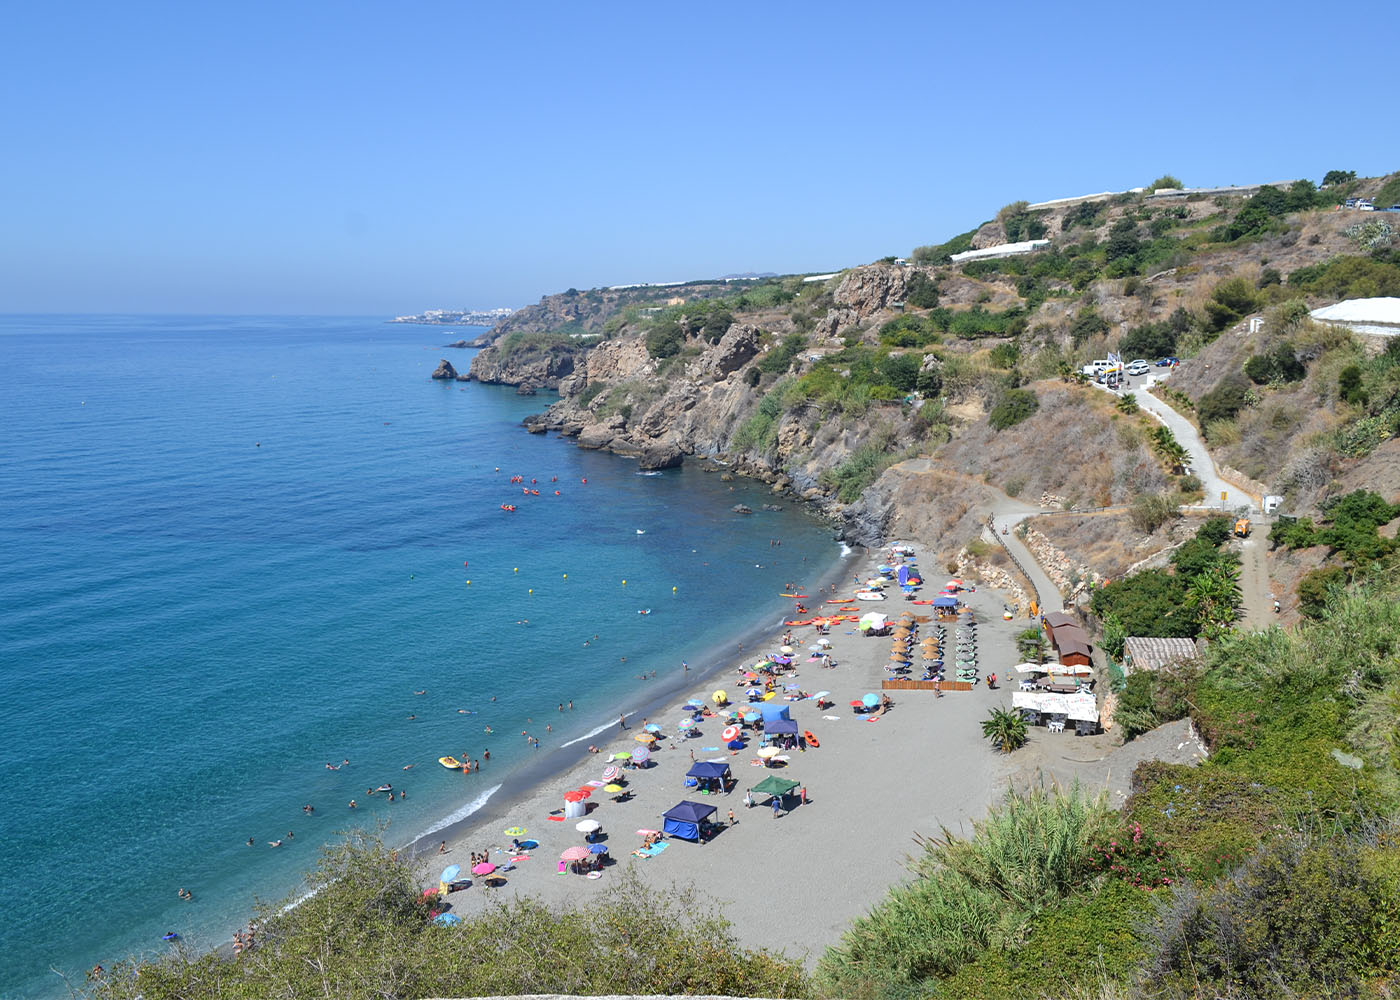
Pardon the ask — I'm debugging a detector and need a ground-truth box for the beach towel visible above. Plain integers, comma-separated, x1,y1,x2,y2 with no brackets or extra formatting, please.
510,854,529,863
585,780,605,787
546,815,564,822
822,715,840,720
635,829,660,835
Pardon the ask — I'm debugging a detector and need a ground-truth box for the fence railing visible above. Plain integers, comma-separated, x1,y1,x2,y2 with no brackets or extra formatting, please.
985,514,1043,612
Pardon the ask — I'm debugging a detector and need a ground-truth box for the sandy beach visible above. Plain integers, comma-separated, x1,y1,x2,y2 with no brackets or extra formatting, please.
410,549,1036,966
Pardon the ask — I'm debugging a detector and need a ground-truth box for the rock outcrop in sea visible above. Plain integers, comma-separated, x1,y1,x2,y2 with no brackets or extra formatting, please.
431,358,458,380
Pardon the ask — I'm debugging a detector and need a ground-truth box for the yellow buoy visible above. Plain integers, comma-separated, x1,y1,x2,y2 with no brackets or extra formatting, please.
622,579,627,585
466,580,471,585
528,589,533,594
563,574,567,579
514,567,519,573
672,586,677,592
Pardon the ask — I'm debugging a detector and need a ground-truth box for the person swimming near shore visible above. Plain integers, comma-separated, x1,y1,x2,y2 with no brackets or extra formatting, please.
414,689,426,695
268,839,282,848
178,887,191,901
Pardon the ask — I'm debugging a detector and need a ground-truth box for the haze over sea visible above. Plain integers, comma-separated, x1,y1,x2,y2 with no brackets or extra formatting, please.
0,315,844,999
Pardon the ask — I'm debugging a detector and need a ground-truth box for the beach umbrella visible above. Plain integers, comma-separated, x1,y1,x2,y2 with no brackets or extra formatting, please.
433,912,462,925
721,725,740,742
757,746,781,758
644,723,662,733
576,819,601,833
813,691,830,700
611,751,631,760
635,733,657,744
574,786,594,798
785,683,802,691
743,671,758,680
630,744,651,764
560,846,591,861
587,843,608,854
727,739,744,750
563,790,586,803
817,637,831,647
601,765,620,782
440,864,461,882
745,686,762,697
712,690,727,704
677,718,696,730
503,826,526,837
604,783,624,793
849,699,863,707
472,862,496,875
779,645,794,654
862,693,880,708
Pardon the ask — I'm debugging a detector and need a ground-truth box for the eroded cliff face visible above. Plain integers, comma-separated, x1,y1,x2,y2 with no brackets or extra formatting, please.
468,346,578,388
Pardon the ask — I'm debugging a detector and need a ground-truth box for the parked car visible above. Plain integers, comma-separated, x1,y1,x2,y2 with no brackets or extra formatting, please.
1155,356,1179,367
1126,359,1151,376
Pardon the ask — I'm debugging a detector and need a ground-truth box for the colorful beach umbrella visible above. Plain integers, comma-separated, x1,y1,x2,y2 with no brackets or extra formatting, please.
588,843,608,854
560,846,591,861
471,862,496,875
635,733,656,744
503,826,526,837
611,751,631,760
439,864,461,882
601,765,620,782
630,744,651,764
603,783,624,793
563,790,586,803
779,645,794,654
712,690,727,704
645,723,661,733
721,725,740,742
862,693,880,707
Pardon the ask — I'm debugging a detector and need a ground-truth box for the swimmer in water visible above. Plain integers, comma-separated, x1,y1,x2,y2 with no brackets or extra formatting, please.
402,764,415,770
414,690,426,695
268,840,282,848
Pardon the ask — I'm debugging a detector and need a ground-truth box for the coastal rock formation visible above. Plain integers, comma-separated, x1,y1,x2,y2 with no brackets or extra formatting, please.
732,504,753,515
706,323,760,378
469,345,577,388
638,442,684,470
431,358,458,380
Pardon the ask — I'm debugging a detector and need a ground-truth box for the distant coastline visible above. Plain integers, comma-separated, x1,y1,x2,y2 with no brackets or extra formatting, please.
390,308,513,327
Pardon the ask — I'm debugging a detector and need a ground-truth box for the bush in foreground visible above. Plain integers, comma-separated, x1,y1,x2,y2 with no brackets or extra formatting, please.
87,831,808,1000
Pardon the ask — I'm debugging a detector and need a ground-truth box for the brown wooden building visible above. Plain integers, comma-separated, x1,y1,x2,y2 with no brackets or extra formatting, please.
1044,611,1093,668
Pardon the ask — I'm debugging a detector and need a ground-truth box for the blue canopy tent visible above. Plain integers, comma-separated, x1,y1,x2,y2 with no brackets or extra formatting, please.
932,596,958,608
686,761,731,781
662,800,716,841
759,703,791,726
897,565,909,586
765,718,799,737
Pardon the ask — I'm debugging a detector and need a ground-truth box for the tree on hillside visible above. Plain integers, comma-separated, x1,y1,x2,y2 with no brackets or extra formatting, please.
1322,169,1356,187
1148,174,1184,192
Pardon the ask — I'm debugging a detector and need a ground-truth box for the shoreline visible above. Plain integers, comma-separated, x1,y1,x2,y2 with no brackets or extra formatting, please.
401,544,863,860
406,548,1029,966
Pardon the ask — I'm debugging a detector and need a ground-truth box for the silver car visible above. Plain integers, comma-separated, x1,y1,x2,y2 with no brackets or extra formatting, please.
1126,359,1151,376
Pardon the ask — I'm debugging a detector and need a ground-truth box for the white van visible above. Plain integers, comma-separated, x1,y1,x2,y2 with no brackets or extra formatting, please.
1080,359,1112,377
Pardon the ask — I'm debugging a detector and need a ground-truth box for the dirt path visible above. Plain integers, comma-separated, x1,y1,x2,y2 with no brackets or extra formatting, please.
1236,531,1274,629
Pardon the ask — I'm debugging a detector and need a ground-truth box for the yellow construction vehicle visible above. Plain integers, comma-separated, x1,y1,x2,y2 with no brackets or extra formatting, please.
1233,516,1251,538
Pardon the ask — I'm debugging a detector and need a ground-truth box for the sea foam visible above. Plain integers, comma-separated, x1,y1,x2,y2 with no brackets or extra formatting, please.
416,784,503,840
558,713,633,749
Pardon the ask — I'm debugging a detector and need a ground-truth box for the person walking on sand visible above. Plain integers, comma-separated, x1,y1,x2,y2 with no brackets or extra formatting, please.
619,714,627,730
771,796,781,819
438,841,447,854
728,808,736,826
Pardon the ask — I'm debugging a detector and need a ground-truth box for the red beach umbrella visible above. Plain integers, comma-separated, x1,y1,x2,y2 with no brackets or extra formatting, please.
721,725,740,742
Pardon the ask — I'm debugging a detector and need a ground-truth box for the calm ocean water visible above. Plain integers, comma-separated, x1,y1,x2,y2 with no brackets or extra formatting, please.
0,315,845,998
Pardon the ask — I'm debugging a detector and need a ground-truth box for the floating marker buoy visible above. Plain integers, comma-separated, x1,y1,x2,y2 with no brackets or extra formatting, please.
514,567,519,573
672,586,677,592
466,580,471,585
621,579,626,585
463,561,468,567
528,589,533,594
563,574,567,579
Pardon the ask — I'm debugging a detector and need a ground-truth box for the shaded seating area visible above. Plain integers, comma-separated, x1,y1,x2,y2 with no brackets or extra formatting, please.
685,760,733,794
662,800,718,842
1011,690,1100,735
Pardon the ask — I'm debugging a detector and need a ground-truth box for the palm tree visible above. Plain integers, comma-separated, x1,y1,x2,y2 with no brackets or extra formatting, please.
981,707,1029,753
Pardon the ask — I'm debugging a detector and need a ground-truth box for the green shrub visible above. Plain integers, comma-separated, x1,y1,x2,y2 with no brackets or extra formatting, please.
1140,838,1396,1000
988,388,1038,430
1339,363,1367,405
1297,565,1347,619
988,342,1020,369
1129,493,1178,534
912,227,979,264
1069,308,1110,346
818,443,899,502
1120,320,1177,359
1093,569,1194,638
1196,374,1250,424
644,321,684,359
1148,174,1184,192
906,271,940,308
1204,276,1260,331
981,706,1029,753
757,333,805,374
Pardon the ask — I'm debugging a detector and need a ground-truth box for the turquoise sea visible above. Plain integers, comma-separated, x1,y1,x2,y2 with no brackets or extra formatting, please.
0,315,846,999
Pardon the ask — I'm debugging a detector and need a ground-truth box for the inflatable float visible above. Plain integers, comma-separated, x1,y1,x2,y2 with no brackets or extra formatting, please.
439,756,463,770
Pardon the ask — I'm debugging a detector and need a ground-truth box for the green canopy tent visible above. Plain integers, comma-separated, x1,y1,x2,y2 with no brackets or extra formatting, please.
751,775,800,800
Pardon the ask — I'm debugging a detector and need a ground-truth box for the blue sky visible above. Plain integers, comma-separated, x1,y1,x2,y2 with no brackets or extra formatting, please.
2,0,1395,315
